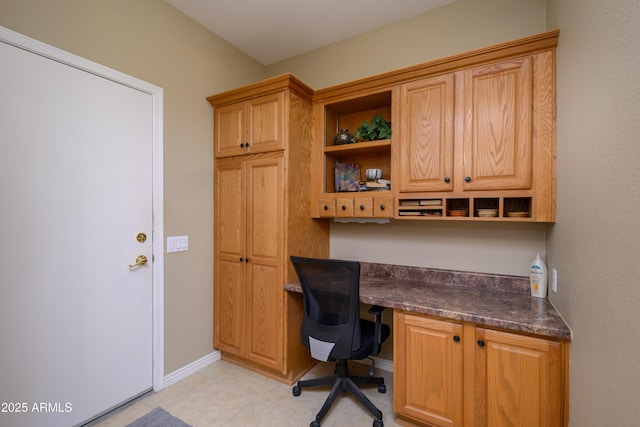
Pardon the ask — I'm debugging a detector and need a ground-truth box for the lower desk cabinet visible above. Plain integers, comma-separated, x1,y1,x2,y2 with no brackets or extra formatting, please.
394,311,463,427
394,311,568,427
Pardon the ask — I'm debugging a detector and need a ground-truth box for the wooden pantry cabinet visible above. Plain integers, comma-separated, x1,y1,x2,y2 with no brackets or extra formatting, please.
208,75,329,382
394,311,568,427
213,155,284,370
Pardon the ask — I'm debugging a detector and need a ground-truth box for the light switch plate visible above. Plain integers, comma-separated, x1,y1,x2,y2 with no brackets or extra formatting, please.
167,235,188,253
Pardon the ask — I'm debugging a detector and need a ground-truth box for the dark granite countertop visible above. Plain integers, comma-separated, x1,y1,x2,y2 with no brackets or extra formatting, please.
284,261,572,340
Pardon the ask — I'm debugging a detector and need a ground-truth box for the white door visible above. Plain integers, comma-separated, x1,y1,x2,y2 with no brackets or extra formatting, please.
0,31,160,427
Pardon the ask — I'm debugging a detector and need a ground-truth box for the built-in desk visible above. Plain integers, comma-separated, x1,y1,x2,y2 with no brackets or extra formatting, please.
285,261,571,340
285,262,571,427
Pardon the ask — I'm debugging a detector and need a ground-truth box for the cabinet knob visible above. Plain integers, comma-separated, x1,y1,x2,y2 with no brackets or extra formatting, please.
245,258,249,263
477,340,485,347
341,205,346,210
323,205,329,210
245,142,250,148
360,205,365,210
380,205,385,210
465,176,471,183
239,257,244,262
444,176,450,183
240,143,245,148
453,335,460,342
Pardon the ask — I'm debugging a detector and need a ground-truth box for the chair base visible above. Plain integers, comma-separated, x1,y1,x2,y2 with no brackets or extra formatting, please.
292,359,385,427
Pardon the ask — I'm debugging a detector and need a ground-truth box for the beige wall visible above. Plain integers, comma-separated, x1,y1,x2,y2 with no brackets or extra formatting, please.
267,0,546,89
269,0,549,277
0,0,267,374
547,0,640,425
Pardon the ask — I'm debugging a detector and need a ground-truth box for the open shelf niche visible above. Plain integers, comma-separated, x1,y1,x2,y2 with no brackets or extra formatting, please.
323,91,392,194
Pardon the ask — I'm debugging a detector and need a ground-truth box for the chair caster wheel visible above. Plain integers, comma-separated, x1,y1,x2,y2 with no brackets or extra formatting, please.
373,419,383,427
378,384,386,393
292,385,301,396
311,421,320,427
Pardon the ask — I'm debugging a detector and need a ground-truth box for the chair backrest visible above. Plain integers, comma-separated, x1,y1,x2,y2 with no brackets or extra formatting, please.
290,256,361,361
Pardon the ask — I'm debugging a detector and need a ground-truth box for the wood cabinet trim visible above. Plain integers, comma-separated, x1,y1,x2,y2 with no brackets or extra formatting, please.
313,30,558,104
207,73,313,107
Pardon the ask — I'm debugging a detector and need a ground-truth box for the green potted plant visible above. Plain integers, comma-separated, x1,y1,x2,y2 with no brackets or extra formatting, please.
353,114,391,142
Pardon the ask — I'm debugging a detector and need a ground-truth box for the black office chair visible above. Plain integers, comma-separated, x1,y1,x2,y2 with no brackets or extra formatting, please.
290,256,390,427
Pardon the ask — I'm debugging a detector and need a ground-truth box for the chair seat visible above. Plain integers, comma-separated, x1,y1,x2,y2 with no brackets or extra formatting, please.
350,319,390,360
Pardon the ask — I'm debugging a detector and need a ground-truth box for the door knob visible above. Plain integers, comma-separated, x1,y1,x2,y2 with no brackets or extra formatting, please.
129,255,148,268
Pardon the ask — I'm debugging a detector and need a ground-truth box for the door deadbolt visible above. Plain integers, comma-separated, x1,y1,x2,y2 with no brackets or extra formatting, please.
136,232,147,243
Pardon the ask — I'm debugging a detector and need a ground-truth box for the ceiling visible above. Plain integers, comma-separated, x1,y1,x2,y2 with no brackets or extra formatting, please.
165,0,457,65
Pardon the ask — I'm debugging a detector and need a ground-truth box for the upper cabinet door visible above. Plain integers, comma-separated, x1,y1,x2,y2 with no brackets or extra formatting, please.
398,74,455,192
462,57,533,190
215,102,246,158
246,92,285,154
214,92,285,158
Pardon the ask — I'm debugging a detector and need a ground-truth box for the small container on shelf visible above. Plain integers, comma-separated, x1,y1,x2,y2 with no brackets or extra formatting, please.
477,209,498,217
504,197,532,218
334,129,354,145
446,198,470,217
474,197,500,217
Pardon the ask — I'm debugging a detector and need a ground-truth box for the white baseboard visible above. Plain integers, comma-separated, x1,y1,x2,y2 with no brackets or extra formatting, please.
161,350,390,391
162,350,221,389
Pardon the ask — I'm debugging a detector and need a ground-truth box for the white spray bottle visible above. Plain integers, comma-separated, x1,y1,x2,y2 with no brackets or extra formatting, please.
529,252,548,298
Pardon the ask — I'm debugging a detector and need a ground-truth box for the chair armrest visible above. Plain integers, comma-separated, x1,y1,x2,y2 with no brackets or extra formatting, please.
368,305,385,355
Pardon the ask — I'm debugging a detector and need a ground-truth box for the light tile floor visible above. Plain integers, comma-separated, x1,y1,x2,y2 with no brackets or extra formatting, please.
94,360,400,427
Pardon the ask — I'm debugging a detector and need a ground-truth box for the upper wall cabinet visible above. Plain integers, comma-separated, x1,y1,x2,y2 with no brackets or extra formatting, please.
213,91,284,157
311,30,559,222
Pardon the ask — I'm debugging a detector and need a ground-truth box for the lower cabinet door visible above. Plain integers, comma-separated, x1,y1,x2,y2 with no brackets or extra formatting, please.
474,328,564,427
394,311,463,427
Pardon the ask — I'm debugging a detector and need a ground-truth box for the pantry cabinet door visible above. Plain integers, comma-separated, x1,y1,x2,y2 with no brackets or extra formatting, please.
214,159,246,355
245,156,285,371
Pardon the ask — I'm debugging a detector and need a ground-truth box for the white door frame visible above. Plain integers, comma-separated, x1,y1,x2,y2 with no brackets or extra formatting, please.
0,26,165,392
